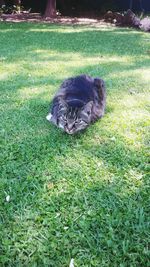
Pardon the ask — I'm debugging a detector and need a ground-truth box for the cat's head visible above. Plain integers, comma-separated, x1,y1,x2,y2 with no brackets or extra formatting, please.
46,99,93,134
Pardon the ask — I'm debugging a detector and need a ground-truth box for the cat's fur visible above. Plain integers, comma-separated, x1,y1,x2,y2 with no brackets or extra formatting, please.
46,74,106,134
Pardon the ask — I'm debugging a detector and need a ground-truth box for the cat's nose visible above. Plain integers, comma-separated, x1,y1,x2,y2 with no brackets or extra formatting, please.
66,123,74,132
67,125,74,131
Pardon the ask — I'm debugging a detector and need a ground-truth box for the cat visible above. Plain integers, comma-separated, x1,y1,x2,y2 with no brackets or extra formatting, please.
46,74,106,134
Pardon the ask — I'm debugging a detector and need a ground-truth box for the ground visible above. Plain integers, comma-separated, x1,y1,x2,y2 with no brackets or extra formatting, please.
0,13,111,26
0,21,150,267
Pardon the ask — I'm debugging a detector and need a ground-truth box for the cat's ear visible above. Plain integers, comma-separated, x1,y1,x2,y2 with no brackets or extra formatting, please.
94,78,105,88
58,98,68,109
58,98,67,106
82,101,93,115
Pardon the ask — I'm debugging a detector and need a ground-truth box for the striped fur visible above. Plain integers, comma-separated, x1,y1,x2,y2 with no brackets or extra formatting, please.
47,75,106,134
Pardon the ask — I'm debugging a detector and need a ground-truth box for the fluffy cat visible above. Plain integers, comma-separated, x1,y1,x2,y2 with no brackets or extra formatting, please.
46,74,106,134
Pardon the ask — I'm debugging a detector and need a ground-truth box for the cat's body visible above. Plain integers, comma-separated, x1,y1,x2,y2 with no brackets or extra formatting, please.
46,74,106,134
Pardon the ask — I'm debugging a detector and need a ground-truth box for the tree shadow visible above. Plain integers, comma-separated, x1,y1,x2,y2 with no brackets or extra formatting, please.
0,22,150,64
1,116,148,266
0,22,149,267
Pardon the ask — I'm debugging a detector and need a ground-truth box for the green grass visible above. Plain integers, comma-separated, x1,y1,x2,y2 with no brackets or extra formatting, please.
0,22,150,267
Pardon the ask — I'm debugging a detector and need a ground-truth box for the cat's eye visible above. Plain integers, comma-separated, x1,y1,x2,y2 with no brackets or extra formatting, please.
76,119,82,124
60,115,67,121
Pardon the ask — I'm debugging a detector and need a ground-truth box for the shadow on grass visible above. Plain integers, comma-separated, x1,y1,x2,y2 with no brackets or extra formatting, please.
0,22,150,63
1,124,149,266
0,22,149,266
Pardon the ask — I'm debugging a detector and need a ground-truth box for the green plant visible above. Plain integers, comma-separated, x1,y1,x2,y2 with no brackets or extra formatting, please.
0,4,24,15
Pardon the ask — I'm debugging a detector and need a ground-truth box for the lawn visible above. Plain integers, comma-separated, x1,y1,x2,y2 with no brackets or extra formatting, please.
0,22,150,267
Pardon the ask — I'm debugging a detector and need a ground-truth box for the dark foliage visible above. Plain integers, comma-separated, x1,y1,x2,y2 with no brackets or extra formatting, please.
104,9,150,32
104,9,141,28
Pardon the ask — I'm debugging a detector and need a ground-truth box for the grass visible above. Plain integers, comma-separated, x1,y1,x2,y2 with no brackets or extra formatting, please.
0,22,150,267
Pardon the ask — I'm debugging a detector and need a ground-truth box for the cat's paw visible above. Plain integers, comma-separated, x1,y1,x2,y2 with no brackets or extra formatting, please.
46,113,52,122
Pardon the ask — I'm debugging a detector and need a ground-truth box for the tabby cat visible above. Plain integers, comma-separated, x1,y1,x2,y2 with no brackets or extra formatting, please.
46,74,106,134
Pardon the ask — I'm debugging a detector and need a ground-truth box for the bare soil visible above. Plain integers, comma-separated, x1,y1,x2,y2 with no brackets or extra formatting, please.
0,12,114,27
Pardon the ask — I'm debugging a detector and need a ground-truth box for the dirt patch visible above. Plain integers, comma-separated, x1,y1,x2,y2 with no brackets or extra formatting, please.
0,13,114,27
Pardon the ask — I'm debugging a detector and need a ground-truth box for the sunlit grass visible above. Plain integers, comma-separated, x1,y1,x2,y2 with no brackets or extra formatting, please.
0,22,149,267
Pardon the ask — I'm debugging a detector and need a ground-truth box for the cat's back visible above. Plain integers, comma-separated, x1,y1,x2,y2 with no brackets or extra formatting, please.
56,75,95,103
